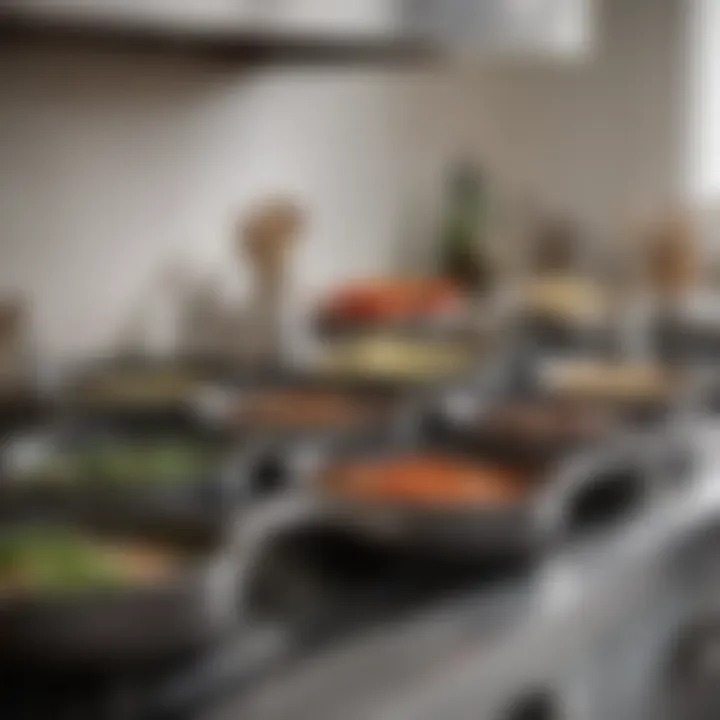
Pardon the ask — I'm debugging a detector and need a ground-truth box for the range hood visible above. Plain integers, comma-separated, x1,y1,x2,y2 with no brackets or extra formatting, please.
0,1,593,65
409,0,594,59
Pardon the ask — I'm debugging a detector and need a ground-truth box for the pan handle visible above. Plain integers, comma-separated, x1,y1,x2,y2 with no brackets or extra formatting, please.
225,435,328,503
534,431,664,545
229,493,330,618
224,436,284,502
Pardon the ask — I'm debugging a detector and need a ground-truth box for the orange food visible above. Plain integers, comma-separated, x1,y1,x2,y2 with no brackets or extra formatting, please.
322,278,463,323
325,455,528,507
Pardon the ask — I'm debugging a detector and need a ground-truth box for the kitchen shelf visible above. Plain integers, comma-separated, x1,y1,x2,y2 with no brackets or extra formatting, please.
0,11,435,66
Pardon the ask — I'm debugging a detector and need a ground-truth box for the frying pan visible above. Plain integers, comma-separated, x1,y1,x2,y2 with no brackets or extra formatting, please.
0,520,240,669
513,353,697,428
316,433,671,558
0,424,240,532
422,392,611,472
419,342,699,478
61,354,251,434
228,430,671,569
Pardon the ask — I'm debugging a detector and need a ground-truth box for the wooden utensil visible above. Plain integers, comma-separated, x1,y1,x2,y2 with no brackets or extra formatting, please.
238,197,304,365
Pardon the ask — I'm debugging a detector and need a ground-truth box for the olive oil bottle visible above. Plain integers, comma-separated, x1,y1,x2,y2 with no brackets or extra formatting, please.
438,163,492,292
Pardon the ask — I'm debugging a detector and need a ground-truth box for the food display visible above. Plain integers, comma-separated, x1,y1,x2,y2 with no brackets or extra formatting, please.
318,278,464,326
0,527,183,596
11,441,216,486
234,389,388,432
542,360,676,402
323,454,529,508
320,337,473,382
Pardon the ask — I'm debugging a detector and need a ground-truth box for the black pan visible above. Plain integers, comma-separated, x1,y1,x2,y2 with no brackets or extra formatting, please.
0,425,240,533
61,353,255,434
0,520,239,669
420,347,694,471
523,315,612,355
317,434,665,558
519,353,694,426
229,429,667,566
0,389,52,436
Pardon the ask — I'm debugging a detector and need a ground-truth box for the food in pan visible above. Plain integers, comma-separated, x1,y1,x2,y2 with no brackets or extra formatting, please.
320,338,472,381
76,368,199,406
319,278,464,325
13,442,215,485
323,455,528,507
482,402,614,444
542,360,675,402
525,276,607,322
235,389,386,432
0,528,183,596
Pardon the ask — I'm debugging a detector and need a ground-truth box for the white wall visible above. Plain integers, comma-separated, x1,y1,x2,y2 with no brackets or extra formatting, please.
0,0,687,362
470,0,684,237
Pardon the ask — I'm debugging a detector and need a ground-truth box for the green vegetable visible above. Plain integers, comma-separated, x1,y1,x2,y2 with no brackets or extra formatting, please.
16,443,215,486
0,528,124,593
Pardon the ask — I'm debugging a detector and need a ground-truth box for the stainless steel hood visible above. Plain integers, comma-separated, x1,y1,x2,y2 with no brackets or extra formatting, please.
0,0,594,64
407,0,594,59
